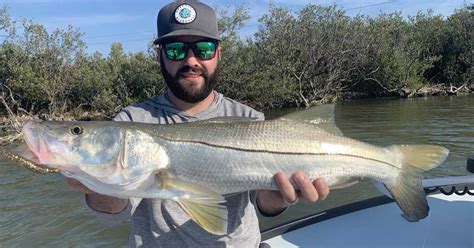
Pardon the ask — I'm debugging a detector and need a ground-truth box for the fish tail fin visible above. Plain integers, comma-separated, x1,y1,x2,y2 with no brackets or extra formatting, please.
386,145,449,221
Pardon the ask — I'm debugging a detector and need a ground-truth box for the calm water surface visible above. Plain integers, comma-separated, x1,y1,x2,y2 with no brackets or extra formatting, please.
1,95,473,247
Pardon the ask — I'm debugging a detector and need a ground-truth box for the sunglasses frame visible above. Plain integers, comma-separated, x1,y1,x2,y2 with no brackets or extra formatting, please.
159,40,218,61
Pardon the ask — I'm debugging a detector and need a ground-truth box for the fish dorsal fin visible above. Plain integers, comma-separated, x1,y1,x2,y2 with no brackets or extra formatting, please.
159,172,228,235
277,104,343,136
199,117,259,124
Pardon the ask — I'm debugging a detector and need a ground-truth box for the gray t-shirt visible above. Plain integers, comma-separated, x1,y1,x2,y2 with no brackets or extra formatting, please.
88,91,265,248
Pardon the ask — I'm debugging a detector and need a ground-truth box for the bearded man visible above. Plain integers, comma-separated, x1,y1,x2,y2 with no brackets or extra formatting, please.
68,1,330,247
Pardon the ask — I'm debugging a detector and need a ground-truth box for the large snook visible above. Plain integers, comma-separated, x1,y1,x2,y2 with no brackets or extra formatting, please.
1,105,449,235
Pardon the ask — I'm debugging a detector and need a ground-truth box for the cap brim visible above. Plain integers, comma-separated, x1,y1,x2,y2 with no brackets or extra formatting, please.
153,29,221,45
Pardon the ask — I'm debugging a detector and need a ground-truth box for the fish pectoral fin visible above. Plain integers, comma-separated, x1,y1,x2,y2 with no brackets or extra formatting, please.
330,178,361,190
177,195,228,235
159,174,228,235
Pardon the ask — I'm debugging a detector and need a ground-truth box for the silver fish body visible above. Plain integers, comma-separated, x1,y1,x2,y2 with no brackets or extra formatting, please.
158,120,399,194
6,105,449,235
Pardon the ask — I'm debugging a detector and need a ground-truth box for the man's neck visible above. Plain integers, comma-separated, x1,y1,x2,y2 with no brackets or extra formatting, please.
167,89,216,116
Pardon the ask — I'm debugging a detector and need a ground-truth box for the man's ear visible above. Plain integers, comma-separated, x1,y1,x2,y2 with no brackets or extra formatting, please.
218,46,222,61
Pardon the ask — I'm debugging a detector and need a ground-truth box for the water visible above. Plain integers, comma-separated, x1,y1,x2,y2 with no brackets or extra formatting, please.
262,95,474,229
1,95,473,247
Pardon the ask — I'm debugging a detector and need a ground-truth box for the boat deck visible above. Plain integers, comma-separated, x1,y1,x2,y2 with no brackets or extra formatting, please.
263,176,474,247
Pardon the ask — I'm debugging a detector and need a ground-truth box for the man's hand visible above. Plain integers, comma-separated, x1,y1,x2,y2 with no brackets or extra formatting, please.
67,178,129,214
256,171,330,216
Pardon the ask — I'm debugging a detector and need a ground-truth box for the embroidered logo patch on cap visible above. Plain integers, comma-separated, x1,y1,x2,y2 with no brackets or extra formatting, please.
175,4,196,24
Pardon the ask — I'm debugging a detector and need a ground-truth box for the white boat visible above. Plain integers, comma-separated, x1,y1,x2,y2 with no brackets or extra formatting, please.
261,175,474,248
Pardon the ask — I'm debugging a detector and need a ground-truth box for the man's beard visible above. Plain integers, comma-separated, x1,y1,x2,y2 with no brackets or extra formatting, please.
160,56,219,103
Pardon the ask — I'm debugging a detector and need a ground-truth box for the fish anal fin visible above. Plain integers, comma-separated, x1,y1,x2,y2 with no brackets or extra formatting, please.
158,171,228,235
177,196,228,235
330,178,361,190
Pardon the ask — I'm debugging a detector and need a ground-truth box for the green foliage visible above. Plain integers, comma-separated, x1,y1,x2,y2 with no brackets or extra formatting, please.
0,9,163,118
440,5,473,85
0,3,472,116
219,3,472,107
0,5,16,43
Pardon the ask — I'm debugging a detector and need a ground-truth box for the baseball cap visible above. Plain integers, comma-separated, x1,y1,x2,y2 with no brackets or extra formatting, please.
153,0,221,45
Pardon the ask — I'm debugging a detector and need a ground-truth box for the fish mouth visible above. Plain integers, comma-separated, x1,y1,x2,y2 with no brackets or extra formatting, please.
0,141,59,173
22,121,57,165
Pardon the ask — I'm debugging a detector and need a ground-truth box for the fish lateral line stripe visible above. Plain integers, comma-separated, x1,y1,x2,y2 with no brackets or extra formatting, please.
164,139,395,168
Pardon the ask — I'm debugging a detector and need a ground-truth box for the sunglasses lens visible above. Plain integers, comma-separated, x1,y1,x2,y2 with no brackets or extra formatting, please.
163,41,217,61
194,41,216,60
164,42,187,61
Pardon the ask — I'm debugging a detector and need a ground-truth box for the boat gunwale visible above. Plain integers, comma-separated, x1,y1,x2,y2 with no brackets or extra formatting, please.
260,175,474,241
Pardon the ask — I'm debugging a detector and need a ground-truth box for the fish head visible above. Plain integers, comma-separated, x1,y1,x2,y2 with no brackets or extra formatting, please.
22,120,123,171
22,120,168,193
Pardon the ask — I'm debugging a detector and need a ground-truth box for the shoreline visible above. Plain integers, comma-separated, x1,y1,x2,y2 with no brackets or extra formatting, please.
338,83,473,100
1,86,473,125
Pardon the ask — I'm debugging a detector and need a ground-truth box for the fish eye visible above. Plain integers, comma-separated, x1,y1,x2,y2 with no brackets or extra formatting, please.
70,126,83,135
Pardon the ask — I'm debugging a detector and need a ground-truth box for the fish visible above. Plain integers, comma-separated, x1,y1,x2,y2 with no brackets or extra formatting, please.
0,104,449,235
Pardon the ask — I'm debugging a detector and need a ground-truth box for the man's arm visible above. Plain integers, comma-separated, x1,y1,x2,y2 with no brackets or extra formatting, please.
67,178,128,214
256,171,330,216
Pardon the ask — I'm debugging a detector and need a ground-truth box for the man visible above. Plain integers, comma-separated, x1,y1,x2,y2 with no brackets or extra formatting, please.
69,0,330,247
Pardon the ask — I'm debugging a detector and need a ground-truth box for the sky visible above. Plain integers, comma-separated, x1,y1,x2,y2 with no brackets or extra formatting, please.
2,0,471,55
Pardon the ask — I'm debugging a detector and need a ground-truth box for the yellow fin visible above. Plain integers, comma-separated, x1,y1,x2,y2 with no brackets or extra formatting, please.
176,195,228,235
385,144,449,221
330,178,361,190
394,145,450,171
159,173,228,235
